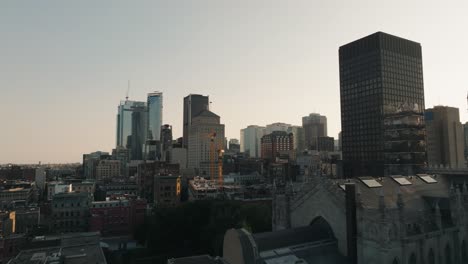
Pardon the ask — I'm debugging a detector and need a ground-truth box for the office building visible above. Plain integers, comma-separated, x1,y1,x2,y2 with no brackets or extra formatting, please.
183,94,210,148
187,109,225,179
464,122,468,160
51,192,90,233
147,92,163,141
228,139,241,153
261,131,294,161
160,124,173,162
318,136,335,152
265,122,291,134
95,160,121,180
339,32,426,177
287,126,305,152
129,105,148,160
302,113,327,150
426,106,465,168
116,100,146,148
240,125,265,158
83,151,110,179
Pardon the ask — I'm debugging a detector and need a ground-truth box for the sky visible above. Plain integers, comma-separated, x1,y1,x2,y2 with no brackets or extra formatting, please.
1,0,468,164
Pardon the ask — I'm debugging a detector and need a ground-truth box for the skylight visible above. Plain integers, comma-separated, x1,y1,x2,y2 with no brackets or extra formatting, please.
391,175,412,186
359,177,382,188
417,174,437,184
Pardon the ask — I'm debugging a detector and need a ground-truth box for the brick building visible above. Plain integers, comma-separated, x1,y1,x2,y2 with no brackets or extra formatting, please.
261,131,294,161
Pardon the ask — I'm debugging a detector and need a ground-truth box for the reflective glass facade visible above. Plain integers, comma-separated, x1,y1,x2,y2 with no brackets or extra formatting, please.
339,32,426,177
183,94,209,148
147,92,163,141
116,100,146,148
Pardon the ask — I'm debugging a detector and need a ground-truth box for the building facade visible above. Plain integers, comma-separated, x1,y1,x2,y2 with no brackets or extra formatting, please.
261,131,294,161
426,106,465,168
129,105,148,160
147,92,163,141
116,100,146,148
240,125,265,158
154,175,181,207
95,160,121,180
318,136,335,152
287,126,306,152
160,124,173,162
51,192,90,233
187,110,225,179
82,151,110,179
339,32,426,177
183,94,210,148
265,122,292,134
302,113,327,151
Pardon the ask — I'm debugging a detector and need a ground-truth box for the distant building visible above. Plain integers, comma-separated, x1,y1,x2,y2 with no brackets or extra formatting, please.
318,136,335,152
287,126,305,152
129,105,148,160
89,199,130,236
228,139,241,154
339,32,426,177
116,100,146,148
464,122,468,160
183,94,210,148
160,124,173,162
265,122,292,134
302,113,327,150
112,146,130,176
187,109,225,179
34,168,46,192
137,162,180,202
10,207,40,234
82,151,110,179
51,192,90,233
261,131,294,161
147,92,163,141
154,175,181,207
95,160,121,180
170,148,187,169
240,125,265,158
426,106,465,168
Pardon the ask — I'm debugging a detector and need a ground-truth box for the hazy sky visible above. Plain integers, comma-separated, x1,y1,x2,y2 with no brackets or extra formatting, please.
1,0,468,164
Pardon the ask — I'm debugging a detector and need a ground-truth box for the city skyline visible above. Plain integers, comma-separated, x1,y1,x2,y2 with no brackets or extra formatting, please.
2,1,468,163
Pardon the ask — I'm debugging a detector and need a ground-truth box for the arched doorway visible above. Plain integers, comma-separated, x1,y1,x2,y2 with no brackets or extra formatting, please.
427,248,435,264
445,244,452,264
309,216,336,240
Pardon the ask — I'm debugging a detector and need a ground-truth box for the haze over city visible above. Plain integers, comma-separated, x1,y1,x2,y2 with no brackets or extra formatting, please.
2,0,468,163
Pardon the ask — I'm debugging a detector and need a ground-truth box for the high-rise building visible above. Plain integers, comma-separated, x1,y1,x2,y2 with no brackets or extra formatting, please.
116,100,146,148
317,136,335,152
425,106,465,168
287,126,305,152
183,94,210,148
265,122,292,134
129,105,148,160
83,151,110,179
339,32,426,177
147,92,163,141
302,113,327,150
160,124,173,162
228,139,241,153
240,125,265,158
464,122,468,160
187,109,225,179
261,131,294,161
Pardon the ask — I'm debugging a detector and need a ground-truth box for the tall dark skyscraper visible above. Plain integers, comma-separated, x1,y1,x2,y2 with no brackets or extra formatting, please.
339,32,426,177
183,94,210,148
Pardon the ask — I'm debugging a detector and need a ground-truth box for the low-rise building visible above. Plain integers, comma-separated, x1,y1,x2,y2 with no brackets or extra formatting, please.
154,175,181,207
51,192,90,233
7,232,106,264
96,160,121,180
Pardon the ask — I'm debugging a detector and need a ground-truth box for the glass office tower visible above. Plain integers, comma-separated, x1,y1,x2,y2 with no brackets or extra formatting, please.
147,92,163,141
339,32,426,177
116,100,146,148
183,94,210,148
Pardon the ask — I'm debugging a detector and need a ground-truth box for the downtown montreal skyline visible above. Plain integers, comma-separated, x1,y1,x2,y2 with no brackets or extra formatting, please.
2,1,468,164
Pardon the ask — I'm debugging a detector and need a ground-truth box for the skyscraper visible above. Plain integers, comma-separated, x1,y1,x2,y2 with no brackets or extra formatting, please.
116,100,146,148
187,109,225,179
147,92,163,141
287,126,305,152
160,124,173,162
129,105,148,160
183,94,210,148
339,32,426,177
302,113,327,150
425,106,465,168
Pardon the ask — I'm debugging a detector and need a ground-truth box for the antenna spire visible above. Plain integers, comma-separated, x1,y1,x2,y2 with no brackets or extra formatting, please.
126,80,130,101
